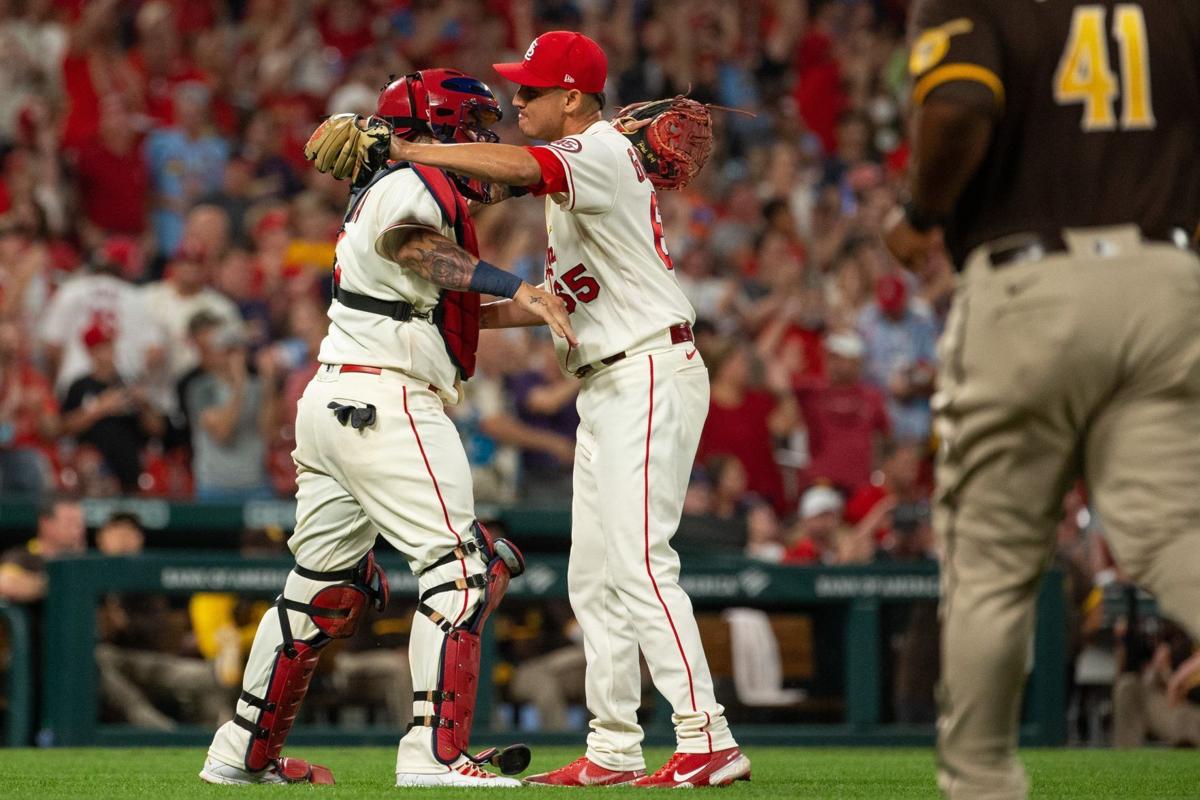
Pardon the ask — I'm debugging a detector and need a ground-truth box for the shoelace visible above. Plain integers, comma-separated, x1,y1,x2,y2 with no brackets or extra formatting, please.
455,762,493,780
646,752,689,779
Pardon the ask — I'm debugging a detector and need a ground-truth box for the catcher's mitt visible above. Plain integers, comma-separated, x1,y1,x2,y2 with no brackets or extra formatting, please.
612,96,714,191
304,113,392,185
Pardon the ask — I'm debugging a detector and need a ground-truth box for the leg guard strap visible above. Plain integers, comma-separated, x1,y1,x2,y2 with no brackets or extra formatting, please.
239,690,276,713
418,540,484,577
415,573,488,631
418,573,488,603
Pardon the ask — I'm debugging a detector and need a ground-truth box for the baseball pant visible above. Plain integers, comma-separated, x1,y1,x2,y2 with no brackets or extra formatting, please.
207,366,484,775
570,345,737,772
933,227,1200,800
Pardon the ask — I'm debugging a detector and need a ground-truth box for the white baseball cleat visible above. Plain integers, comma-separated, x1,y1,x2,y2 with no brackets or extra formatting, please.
395,758,521,788
199,755,334,784
199,755,288,785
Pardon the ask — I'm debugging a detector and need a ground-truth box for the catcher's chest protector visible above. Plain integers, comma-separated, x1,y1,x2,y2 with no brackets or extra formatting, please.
342,163,482,379
410,164,481,379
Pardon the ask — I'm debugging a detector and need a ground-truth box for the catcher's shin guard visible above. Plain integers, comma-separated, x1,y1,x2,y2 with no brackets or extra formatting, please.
411,523,530,775
234,552,389,772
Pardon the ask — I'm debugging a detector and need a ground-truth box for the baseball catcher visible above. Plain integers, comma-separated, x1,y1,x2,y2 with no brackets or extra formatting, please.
199,69,567,788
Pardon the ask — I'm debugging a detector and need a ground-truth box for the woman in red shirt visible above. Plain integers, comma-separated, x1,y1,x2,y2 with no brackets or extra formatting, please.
697,340,798,514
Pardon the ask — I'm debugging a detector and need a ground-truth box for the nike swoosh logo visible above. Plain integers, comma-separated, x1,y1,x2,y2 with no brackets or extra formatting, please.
673,765,707,783
685,349,698,360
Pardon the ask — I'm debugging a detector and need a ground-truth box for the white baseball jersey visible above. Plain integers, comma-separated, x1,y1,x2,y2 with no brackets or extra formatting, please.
318,168,461,399
526,120,737,768
531,121,695,374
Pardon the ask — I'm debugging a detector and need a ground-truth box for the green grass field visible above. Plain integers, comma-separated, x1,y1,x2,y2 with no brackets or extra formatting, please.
2,747,1198,799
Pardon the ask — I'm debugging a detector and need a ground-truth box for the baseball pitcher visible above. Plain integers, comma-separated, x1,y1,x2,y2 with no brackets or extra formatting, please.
372,31,750,788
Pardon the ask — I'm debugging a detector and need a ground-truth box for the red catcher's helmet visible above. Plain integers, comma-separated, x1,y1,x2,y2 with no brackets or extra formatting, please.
376,69,502,145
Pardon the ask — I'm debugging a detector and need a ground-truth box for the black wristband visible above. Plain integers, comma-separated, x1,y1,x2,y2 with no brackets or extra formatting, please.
469,260,523,299
904,201,946,233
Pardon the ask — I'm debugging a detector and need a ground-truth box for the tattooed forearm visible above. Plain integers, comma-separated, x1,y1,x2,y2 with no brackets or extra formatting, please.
395,233,477,291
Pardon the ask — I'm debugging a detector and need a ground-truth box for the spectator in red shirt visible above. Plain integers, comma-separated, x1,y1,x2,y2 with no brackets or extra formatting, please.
782,485,844,565
793,19,846,155
844,441,928,547
697,340,798,513
59,0,143,153
799,331,890,494
126,1,207,128
72,98,149,242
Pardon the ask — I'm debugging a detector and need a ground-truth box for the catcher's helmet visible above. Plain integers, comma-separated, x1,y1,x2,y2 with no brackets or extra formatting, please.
376,69,502,145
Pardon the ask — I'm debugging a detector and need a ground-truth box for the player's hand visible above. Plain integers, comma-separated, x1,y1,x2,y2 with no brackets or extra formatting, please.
883,206,938,279
514,282,578,347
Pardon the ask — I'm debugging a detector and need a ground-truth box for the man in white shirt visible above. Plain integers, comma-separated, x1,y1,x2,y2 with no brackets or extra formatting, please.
140,244,241,416
39,237,163,397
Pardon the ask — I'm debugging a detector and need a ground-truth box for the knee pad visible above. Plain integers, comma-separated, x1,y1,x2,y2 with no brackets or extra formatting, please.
411,523,529,774
235,552,390,771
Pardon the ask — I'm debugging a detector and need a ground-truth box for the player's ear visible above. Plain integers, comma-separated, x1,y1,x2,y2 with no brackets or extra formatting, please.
563,89,584,114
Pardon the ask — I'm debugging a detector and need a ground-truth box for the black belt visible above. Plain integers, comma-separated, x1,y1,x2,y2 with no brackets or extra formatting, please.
334,285,435,323
989,228,1195,269
573,323,693,379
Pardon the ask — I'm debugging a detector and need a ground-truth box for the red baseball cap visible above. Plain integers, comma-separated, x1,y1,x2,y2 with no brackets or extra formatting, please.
493,31,607,94
82,317,116,349
876,273,908,316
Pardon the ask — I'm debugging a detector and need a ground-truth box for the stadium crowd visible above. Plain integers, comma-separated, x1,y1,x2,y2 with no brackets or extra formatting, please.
0,0,945,562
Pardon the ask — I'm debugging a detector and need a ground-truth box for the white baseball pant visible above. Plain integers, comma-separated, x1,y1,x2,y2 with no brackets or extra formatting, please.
569,345,737,772
206,365,484,775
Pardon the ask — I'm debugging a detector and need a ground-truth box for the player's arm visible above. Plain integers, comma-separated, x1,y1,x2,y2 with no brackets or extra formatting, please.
886,97,994,273
390,140,542,188
480,297,552,329
910,97,994,228
387,227,578,346
886,2,1003,272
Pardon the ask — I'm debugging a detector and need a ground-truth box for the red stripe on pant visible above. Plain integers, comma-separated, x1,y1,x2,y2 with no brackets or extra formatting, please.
642,355,712,752
403,385,469,625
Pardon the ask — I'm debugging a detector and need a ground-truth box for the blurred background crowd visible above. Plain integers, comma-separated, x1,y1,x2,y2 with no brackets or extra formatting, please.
1,0,1194,748
0,0,944,557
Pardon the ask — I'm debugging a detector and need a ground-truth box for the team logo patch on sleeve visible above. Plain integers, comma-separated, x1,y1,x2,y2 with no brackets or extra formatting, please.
549,138,583,153
909,18,974,76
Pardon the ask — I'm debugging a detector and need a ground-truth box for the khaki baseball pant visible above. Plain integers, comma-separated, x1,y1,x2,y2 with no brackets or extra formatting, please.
934,226,1200,800
570,345,737,772
207,366,485,776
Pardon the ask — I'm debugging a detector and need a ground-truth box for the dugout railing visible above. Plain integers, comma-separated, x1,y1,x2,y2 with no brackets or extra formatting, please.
31,552,1068,749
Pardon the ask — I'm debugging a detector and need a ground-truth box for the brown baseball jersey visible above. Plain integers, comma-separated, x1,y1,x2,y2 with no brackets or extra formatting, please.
909,0,1200,265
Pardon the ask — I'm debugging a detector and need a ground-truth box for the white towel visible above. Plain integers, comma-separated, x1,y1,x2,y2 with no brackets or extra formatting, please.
722,607,806,706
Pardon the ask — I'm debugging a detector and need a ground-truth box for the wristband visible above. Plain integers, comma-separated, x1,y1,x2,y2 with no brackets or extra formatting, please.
469,259,523,299
904,200,946,233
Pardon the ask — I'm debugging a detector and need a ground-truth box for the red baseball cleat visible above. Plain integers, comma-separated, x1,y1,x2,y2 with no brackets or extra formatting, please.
523,755,645,786
632,748,751,788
